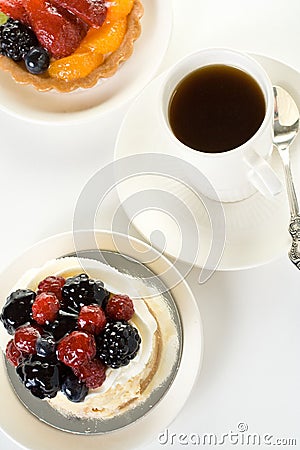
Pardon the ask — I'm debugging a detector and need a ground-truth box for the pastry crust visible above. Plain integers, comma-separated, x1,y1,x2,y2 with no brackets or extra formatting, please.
0,0,143,92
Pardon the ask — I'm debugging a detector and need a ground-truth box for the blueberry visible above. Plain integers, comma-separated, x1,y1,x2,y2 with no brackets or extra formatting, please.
24,46,50,74
36,333,56,358
61,372,88,403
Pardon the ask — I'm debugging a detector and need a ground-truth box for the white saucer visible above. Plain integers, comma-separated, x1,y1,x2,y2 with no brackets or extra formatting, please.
0,0,172,124
114,54,300,271
0,231,202,450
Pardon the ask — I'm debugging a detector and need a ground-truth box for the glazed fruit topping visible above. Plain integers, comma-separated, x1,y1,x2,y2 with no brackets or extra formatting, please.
61,273,109,313
32,292,60,325
98,321,141,369
106,294,134,321
45,311,78,341
1,271,140,402
78,304,106,335
57,330,96,368
0,0,136,81
0,288,35,335
24,0,88,59
0,0,29,25
53,0,107,28
0,17,38,60
78,17,127,54
61,371,89,402
14,324,40,354
106,0,134,21
17,354,62,399
24,46,50,74
36,332,56,358
73,357,106,389
37,275,65,301
6,339,24,367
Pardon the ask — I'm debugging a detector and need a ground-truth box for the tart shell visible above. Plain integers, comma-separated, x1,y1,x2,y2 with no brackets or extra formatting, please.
0,0,144,92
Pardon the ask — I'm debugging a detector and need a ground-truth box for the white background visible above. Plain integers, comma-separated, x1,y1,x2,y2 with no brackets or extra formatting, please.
1,0,300,448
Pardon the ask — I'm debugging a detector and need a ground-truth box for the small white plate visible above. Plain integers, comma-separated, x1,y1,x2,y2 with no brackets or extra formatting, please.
0,0,172,124
0,230,202,450
114,54,300,271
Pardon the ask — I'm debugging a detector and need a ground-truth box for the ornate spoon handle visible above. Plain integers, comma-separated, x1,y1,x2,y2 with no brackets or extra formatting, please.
289,215,300,268
277,144,300,269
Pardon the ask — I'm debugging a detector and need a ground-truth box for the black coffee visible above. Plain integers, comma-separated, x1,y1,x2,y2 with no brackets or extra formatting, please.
168,64,266,153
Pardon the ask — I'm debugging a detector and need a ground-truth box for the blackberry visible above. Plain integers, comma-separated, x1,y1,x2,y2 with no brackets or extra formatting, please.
61,273,109,313
0,19,38,61
45,311,78,341
17,355,61,399
0,289,36,335
97,321,141,369
61,372,88,403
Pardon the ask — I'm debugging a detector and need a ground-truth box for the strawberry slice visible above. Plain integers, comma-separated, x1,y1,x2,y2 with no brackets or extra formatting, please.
52,0,107,27
0,0,29,24
24,0,87,59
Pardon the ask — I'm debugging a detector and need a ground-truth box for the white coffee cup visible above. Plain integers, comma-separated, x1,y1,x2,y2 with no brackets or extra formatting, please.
159,48,282,202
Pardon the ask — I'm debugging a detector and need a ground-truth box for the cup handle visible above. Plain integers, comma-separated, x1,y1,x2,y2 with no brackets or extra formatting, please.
244,151,282,197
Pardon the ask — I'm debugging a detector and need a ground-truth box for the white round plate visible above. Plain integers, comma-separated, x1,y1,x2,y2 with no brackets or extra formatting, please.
114,54,300,271
0,230,202,450
0,0,172,124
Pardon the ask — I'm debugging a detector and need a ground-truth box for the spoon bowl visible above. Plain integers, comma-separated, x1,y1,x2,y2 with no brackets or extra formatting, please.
273,86,299,146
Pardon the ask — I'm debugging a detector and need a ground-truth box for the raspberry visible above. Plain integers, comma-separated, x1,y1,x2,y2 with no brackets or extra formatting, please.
78,305,106,335
14,325,40,354
37,276,65,301
57,331,96,368
105,294,134,321
6,339,24,367
32,292,60,325
73,358,106,389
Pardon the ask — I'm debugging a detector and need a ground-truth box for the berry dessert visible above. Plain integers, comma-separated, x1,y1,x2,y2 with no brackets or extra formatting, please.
0,0,143,92
0,257,179,420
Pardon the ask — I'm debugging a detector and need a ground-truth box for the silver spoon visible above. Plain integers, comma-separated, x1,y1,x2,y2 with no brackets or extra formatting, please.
273,85,300,268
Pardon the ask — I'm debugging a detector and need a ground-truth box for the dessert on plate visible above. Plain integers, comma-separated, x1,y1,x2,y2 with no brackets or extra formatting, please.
0,0,143,92
0,257,179,420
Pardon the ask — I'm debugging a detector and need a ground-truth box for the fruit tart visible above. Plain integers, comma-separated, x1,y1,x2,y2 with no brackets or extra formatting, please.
0,0,143,92
0,257,180,421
